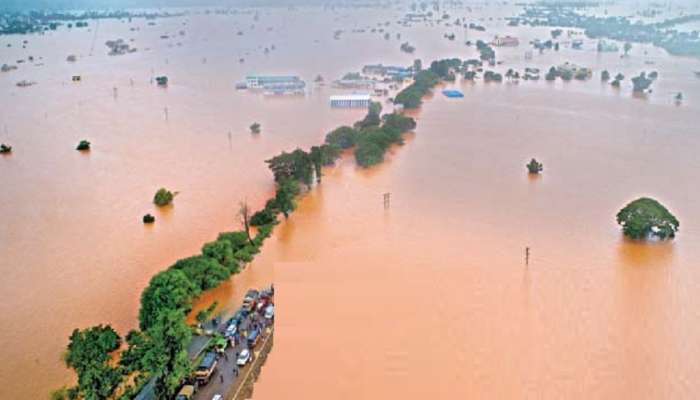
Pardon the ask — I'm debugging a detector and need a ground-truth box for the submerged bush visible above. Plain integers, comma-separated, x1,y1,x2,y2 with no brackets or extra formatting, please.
616,197,679,240
76,140,90,151
153,188,175,206
527,158,543,174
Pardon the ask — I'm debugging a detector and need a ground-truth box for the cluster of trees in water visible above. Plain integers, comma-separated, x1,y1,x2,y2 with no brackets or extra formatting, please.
517,5,700,58
394,58,461,108
56,68,429,400
324,103,417,167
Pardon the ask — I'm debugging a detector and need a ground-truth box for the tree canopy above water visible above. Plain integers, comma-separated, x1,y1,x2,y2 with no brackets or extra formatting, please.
616,197,679,240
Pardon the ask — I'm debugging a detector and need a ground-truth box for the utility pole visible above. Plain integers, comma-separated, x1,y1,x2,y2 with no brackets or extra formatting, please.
383,192,391,209
525,246,530,266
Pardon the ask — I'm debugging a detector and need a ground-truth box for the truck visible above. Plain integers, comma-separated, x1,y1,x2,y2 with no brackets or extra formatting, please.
195,352,218,384
175,385,195,400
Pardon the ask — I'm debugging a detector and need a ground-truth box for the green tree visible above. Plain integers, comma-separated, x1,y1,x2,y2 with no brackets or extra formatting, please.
623,42,632,56
266,149,314,185
171,255,231,291
153,188,175,206
250,208,276,226
354,101,382,129
202,239,237,272
325,126,358,149
274,178,300,218
76,140,91,151
616,197,679,240
309,146,323,183
65,325,123,400
119,330,149,373
143,309,192,399
139,269,198,331
526,158,543,174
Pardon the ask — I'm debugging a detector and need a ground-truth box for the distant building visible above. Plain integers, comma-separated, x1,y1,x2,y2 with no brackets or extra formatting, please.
361,64,413,80
330,94,371,108
245,75,306,93
332,79,376,89
491,35,519,47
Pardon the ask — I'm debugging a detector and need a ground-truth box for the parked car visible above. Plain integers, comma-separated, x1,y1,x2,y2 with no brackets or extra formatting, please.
247,329,260,347
237,348,251,366
224,322,237,338
212,395,223,400
264,304,274,320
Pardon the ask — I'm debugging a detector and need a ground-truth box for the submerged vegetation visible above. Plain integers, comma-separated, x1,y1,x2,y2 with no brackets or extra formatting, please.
76,140,90,151
518,5,700,58
153,188,176,206
527,158,543,174
617,198,679,240
0,143,12,154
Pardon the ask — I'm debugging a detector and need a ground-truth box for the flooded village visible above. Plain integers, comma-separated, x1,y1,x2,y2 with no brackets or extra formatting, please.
2,0,700,399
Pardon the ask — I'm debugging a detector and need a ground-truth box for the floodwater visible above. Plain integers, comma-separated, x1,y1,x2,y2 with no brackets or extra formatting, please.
2,3,700,399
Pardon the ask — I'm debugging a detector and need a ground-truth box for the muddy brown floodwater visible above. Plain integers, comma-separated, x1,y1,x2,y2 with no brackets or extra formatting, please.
2,3,700,399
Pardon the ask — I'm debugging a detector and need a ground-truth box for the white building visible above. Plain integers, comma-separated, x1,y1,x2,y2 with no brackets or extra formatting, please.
329,94,371,108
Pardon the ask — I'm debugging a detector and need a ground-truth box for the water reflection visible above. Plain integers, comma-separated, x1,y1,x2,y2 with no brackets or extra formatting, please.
616,236,675,268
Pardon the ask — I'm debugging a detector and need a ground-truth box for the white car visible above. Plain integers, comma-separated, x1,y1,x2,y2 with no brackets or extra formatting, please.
237,348,251,366
264,305,274,320
225,323,237,338
212,395,223,400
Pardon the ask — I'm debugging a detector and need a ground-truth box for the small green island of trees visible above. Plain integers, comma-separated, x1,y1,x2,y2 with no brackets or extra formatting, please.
76,140,91,151
616,197,679,240
527,158,543,174
153,188,176,206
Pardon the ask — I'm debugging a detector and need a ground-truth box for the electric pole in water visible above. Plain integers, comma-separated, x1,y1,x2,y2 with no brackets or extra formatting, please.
383,192,391,209
525,246,530,266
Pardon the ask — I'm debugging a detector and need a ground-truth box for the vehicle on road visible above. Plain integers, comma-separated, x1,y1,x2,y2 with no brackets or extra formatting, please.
224,322,237,338
175,385,195,400
247,328,260,347
242,289,260,312
237,348,251,366
264,304,274,320
212,395,223,400
195,352,218,384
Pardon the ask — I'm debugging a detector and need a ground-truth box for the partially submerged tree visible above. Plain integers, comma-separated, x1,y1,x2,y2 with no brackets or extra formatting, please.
601,70,610,81
76,140,90,151
526,158,543,174
616,197,679,240
153,188,176,206
143,214,155,224
631,72,653,93
0,143,11,153
250,122,261,134
64,325,123,400
623,42,632,56
238,200,254,245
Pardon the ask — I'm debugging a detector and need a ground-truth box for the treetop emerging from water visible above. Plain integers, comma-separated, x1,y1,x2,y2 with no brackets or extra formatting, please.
616,197,679,240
